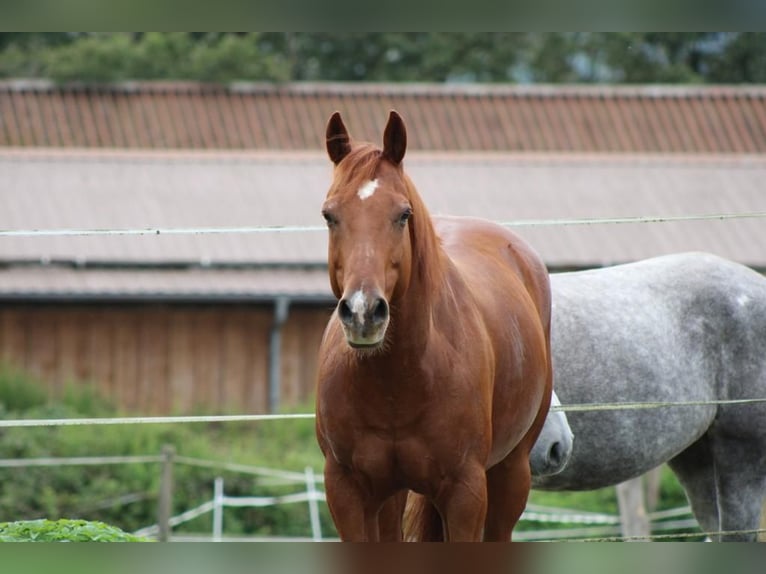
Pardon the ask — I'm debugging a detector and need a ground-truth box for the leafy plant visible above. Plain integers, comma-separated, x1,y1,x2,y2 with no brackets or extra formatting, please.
0,519,150,542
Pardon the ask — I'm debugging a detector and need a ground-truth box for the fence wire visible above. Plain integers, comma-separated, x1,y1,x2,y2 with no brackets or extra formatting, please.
554,527,766,543
2,210,766,238
2,397,765,429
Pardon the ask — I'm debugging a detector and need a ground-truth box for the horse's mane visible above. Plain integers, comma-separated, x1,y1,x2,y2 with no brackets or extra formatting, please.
333,142,445,297
401,166,445,294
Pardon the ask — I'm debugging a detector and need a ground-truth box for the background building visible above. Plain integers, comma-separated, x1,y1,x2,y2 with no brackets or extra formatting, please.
2,81,766,413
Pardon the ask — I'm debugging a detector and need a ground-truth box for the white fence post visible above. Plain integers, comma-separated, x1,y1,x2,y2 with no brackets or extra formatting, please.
213,477,224,542
305,466,322,541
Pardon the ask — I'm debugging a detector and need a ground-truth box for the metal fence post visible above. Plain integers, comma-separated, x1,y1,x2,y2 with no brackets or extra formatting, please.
305,466,322,542
157,444,176,542
213,477,224,542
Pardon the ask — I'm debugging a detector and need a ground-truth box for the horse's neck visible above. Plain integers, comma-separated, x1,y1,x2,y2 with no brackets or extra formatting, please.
389,243,454,355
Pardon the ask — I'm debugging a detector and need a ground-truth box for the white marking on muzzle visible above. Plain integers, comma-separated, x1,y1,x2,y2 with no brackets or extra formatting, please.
349,290,367,325
357,179,379,201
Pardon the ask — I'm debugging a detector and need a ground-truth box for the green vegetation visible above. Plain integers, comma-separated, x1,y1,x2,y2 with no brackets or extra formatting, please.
0,366,693,540
1,33,766,84
0,366,330,539
523,469,696,541
0,519,149,542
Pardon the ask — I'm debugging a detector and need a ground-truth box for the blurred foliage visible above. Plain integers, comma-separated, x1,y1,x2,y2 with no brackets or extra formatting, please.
0,365,695,540
524,468,696,541
0,365,330,539
0,33,289,83
0,32,764,84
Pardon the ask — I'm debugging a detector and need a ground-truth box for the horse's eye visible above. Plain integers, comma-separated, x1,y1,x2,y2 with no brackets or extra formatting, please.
322,210,338,228
397,208,412,228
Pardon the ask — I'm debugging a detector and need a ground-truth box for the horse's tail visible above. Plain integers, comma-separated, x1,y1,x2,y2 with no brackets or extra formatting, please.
402,492,444,541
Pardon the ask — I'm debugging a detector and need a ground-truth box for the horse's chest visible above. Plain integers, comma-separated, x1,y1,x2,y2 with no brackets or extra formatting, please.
319,361,490,491
323,398,476,494
329,433,441,493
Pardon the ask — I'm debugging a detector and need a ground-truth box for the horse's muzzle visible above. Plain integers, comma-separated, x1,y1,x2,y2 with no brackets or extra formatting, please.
337,292,389,348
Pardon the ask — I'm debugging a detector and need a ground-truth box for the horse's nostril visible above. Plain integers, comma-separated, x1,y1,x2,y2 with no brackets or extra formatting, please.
549,441,563,465
338,299,354,325
371,297,389,325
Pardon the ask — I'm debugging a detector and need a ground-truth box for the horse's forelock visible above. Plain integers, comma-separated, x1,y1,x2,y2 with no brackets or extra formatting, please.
331,143,382,196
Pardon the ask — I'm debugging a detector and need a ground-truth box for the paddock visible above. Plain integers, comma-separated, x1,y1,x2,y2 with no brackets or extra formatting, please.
2,83,766,540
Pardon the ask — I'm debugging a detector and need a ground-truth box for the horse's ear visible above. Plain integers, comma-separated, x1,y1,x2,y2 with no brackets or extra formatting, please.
326,111,351,165
383,110,407,165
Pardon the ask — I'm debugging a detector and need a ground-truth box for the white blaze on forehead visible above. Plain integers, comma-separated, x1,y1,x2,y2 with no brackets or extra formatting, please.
357,179,379,201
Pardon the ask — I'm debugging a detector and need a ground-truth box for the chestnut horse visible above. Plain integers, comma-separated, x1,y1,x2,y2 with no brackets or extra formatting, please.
315,111,552,541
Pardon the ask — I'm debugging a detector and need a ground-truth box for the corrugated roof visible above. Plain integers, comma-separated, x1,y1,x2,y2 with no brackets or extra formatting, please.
2,81,766,153
1,149,328,266
2,148,765,299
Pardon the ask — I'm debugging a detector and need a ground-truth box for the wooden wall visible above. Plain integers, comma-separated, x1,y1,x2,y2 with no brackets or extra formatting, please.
0,303,331,415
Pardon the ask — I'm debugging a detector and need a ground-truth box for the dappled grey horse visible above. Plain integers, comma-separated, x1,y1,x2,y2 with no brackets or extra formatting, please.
529,390,573,477
531,252,766,541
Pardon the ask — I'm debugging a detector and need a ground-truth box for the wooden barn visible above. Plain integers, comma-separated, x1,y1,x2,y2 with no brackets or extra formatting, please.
2,81,766,414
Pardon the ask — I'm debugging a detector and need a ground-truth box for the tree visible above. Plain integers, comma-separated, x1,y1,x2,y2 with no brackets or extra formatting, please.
2,32,766,85
581,32,712,83
187,33,289,83
706,33,766,83
524,33,584,82
44,33,137,83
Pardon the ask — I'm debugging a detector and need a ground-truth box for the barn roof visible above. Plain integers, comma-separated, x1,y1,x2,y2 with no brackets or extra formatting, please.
2,80,766,153
1,148,765,301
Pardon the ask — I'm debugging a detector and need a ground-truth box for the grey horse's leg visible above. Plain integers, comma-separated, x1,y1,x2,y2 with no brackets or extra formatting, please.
710,434,766,542
667,435,720,540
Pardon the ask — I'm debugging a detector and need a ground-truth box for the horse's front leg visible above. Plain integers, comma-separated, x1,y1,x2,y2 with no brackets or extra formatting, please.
378,490,407,541
324,458,382,541
436,462,488,541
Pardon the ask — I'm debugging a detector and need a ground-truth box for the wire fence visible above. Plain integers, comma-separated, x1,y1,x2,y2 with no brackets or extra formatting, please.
3,205,766,541
2,397,766,429
2,210,766,238
4,451,757,542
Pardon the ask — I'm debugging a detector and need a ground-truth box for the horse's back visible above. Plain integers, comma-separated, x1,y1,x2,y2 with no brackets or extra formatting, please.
535,252,766,490
434,215,551,328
